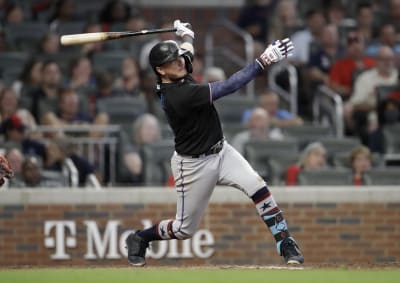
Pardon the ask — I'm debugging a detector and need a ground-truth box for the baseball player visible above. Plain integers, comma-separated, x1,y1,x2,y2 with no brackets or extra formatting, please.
126,20,304,266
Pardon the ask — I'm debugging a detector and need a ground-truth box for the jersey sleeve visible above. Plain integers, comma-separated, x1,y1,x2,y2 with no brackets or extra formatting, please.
183,83,212,108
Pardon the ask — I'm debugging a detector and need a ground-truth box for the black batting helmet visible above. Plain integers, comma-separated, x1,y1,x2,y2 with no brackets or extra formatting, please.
149,40,192,74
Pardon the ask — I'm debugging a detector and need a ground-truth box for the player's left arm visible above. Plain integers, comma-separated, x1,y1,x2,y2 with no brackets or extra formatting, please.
174,19,195,55
210,38,294,101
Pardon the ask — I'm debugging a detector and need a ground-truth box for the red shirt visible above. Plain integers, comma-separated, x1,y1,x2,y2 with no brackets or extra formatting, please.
285,164,301,186
329,57,376,90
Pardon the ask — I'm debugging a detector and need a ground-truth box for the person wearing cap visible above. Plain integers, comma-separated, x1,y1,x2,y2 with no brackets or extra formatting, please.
0,114,46,159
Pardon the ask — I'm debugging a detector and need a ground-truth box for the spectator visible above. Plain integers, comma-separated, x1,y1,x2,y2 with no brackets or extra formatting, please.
123,113,161,185
0,87,19,121
92,71,119,103
232,107,283,155
44,139,100,188
344,46,397,141
290,9,326,65
9,156,64,188
325,1,345,27
42,88,92,125
0,114,46,159
4,147,23,178
237,0,279,43
4,3,24,24
350,145,372,186
365,23,400,58
257,90,303,127
355,2,376,45
99,0,131,28
0,88,39,138
114,56,142,97
67,55,96,93
308,24,341,87
28,60,62,122
387,0,400,36
328,31,376,100
48,0,79,31
285,141,327,186
11,58,43,98
269,0,302,42
37,32,60,56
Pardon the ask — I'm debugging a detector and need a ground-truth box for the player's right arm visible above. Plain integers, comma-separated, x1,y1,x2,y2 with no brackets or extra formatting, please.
209,39,294,101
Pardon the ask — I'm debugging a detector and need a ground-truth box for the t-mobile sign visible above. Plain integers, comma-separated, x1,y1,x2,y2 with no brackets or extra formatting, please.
44,219,215,260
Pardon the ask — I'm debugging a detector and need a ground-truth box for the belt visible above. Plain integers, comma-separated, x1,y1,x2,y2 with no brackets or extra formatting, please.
182,139,224,158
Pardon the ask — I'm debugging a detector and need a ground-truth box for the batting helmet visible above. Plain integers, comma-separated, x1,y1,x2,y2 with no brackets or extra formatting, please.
149,40,192,74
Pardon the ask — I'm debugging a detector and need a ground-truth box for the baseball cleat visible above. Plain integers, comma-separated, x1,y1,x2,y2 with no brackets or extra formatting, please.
280,238,304,265
125,231,149,267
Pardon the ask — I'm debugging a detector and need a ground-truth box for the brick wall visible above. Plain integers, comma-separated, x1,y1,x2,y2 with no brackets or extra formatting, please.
0,187,399,266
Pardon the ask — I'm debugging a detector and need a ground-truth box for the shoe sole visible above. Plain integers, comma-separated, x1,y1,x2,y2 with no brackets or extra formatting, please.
128,260,146,267
286,259,302,265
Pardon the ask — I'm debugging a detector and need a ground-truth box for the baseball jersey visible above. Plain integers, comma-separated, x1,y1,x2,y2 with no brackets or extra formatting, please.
158,75,223,155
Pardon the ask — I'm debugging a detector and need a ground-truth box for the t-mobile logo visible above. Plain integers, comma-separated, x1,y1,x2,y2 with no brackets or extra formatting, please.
44,221,77,259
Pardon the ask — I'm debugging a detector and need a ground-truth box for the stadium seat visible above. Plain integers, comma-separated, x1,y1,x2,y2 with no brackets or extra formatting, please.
214,95,256,124
318,137,361,164
141,140,175,186
366,168,400,185
96,96,146,125
92,51,131,75
243,139,299,182
297,168,353,186
268,155,299,185
0,52,29,75
383,123,400,154
281,124,333,149
4,22,49,52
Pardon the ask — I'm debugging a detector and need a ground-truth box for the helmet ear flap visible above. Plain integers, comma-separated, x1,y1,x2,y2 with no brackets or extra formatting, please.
183,53,193,73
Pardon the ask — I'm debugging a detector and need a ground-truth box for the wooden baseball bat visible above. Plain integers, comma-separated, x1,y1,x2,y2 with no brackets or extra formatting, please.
60,28,177,46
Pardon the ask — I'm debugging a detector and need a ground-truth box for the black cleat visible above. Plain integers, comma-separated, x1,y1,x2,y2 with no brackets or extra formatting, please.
280,238,304,265
125,231,149,266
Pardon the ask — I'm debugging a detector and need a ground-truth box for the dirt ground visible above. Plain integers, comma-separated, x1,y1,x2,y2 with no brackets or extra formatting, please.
2,262,400,270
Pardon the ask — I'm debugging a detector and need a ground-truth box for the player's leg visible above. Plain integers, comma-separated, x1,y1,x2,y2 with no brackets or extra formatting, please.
217,142,304,264
126,153,219,266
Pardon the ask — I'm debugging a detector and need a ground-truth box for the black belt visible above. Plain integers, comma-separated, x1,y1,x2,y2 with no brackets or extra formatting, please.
182,139,224,158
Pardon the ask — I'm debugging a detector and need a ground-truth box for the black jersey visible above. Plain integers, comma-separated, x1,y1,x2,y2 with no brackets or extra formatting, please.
158,75,223,155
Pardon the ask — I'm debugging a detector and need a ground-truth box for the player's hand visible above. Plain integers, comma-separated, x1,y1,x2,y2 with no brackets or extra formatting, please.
259,38,294,65
174,19,195,39
0,155,13,187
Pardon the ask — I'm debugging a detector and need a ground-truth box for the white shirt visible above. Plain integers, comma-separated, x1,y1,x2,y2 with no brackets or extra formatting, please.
350,68,398,107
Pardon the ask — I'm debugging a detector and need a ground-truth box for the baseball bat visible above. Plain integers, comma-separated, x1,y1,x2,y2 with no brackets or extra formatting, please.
60,28,177,46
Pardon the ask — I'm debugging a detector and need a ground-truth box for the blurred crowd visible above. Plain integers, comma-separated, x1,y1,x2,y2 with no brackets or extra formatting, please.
0,0,399,188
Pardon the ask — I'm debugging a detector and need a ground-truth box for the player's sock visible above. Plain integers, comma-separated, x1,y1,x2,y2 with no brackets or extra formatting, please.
251,186,291,255
137,219,178,242
137,225,162,242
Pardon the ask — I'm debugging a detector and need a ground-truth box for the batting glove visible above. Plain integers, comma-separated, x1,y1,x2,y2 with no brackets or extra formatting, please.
174,19,195,39
0,155,13,187
259,38,294,66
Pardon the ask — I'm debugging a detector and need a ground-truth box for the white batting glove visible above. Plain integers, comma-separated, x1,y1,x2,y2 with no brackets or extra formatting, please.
174,19,195,39
259,38,294,65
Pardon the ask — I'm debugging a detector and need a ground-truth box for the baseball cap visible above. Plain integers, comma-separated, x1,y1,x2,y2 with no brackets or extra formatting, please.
1,114,26,133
